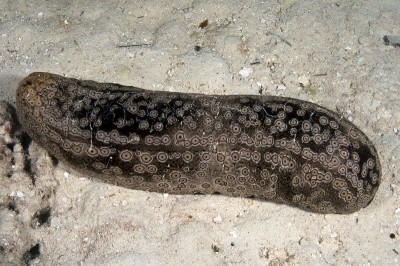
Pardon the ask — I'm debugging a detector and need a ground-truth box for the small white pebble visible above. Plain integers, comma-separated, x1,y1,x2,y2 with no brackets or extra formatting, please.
10,191,15,197
64,19,69,25
38,12,43,17
64,171,70,178
276,84,286,91
394,128,398,134
163,193,169,198
395,208,400,214
346,109,352,114
229,231,238,238
347,116,354,122
239,67,253,77
127,52,135,58
213,214,222,224
298,74,310,87
83,237,89,243
16,191,24,198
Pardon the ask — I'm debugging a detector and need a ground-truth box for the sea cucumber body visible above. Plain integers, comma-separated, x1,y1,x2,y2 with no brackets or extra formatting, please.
16,72,381,213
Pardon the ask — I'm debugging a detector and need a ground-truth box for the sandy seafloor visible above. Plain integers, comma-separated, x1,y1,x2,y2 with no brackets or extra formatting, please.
0,0,399,265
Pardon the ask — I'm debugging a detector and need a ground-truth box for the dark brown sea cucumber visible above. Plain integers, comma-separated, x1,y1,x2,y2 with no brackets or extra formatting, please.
16,72,381,214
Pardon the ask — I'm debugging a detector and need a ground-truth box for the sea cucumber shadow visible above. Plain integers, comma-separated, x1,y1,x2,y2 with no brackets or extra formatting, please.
0,73,24,104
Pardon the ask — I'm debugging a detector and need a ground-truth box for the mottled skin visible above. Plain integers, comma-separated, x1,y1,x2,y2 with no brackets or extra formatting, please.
16,72,381,214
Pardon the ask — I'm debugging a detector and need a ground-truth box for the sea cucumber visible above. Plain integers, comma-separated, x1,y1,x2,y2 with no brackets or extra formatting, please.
16,72,381,214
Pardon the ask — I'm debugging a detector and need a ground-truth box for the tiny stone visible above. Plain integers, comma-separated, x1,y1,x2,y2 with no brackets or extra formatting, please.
211,244,220,253
38,12,43,17
167,69,173,77
276,84,286,91
348,116,354,122
213,214,222,224
16,191,24,198
383,35,400,47
239,67,253,77
64,171,70,178
395,208,400,214
298,74,310,87
229,231,238,238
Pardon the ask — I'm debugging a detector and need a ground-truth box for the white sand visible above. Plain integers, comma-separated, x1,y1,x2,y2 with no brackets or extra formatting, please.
1,0,399,265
